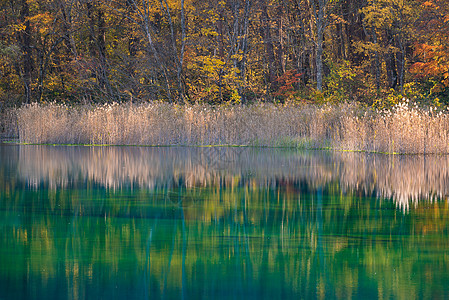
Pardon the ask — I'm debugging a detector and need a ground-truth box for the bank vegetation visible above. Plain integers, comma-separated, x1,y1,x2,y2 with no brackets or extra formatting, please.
10,101,449,154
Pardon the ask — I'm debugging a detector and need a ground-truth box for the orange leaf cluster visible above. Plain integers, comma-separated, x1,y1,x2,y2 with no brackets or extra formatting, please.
274,70,303,98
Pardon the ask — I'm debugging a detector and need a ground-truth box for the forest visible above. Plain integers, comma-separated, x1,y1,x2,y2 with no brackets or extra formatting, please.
0,0,448,106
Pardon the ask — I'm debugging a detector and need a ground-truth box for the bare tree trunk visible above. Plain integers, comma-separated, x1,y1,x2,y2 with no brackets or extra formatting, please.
230,0,241,100
180,0,186,101
316,34,323,91
217,6,225,102
386,52,397,90
385,29,397,90
276,4,285,74
239,0,252,103
35,36,65,102
396,37,405,93
312,0,327,92
159,0,186,102
145,23,173,102
37,46,45,102
294,0,310,87
372,28,381,94
19,0,33,103
137,0,173,102
58,0,78,58
336,22,345,59
58,0,78,93
261,0,277,97
97,8,114,98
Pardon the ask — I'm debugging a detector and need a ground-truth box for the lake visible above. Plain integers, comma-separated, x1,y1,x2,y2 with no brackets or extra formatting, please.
1,144,449,299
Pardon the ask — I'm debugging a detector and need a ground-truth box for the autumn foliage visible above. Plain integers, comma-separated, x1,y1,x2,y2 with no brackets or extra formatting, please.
0,0,448,106
410,0,449,94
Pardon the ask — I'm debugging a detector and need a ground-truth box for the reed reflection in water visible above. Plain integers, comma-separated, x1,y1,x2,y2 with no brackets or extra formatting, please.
10,145,449,209
1,144,449,299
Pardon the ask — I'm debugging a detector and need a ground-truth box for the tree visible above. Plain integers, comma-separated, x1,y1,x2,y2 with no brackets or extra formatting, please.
359,0,416,93
310,0,329,92
410,0,449,101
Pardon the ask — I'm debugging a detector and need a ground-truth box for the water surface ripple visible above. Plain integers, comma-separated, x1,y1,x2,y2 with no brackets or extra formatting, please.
1,144,448,299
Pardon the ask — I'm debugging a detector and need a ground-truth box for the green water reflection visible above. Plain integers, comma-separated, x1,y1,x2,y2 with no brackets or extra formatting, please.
1,145,449,299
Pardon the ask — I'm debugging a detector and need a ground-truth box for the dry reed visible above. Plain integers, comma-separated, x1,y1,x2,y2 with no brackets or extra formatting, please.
0,109,18,139
13,100,449,154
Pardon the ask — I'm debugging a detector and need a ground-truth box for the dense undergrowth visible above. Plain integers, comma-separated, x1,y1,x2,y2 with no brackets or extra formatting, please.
5,100,448,154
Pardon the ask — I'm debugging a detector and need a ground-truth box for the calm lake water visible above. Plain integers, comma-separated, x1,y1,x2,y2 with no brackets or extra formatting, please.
1,144,449,299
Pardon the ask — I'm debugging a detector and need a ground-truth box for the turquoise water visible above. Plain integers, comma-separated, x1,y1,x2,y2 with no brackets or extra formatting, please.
1,144,449,299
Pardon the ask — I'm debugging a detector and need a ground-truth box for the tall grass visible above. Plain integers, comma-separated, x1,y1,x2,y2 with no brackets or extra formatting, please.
0,109,18,139
14,100,449,153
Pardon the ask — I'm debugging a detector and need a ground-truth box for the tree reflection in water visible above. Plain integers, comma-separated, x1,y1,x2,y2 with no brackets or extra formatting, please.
0,144,449,299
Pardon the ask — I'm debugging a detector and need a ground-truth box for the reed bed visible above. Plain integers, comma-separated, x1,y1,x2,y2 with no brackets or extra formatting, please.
0,109,18,138
14,100,449,154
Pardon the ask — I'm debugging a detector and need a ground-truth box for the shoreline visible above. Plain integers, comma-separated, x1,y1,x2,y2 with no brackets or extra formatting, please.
4,140,443,156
